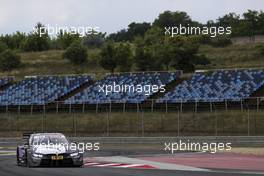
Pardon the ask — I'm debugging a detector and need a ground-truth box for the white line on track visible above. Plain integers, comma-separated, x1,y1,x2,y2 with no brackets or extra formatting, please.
115,164,147,168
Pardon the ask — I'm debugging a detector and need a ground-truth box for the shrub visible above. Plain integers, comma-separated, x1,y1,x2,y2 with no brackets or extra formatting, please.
0,41,8,53
63,42,87,65
0,50,22,72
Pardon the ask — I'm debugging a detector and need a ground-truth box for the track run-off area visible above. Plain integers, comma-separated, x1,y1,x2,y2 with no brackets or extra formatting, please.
0,137,264,176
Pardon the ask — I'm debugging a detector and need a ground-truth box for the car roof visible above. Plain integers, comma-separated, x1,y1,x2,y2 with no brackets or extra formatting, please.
31,133,66,137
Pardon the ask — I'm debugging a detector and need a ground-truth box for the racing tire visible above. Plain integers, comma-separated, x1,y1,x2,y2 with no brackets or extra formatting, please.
26,150,34,168
16,148,21,166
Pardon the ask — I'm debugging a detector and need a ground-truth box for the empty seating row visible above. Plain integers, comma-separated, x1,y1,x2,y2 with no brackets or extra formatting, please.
0,75,92,105
0,77,13,88
1,69,263,106
157,69,264,103
65,72,181,104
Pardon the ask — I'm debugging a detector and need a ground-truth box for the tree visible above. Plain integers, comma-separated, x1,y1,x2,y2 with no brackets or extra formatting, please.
107,22,151,42
114,43,132,72
216,13,240,36
63,42,87,65
82,32,105,48
133,47,155,71
243,10,259,38
21,23,50,51
0,50,22,72
57,31,81,49
127,22,151,39
0,32,26,50
0,41,8,53
99,43,117,73
107,29,130,42
153,11,195,28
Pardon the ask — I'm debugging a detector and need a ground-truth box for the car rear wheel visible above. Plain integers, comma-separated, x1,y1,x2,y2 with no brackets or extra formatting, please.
16,148,21,166
26,150,34,167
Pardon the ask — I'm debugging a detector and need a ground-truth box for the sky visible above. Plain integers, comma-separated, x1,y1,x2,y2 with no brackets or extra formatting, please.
0,0,263,35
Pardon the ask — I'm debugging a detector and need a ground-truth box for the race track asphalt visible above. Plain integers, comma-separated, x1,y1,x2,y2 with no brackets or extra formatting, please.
0,150,262,176
0,139,262,176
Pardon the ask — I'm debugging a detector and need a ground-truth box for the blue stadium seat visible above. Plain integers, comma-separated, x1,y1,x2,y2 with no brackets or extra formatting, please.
0,77,13,88
0,75,92,105
65,71,181,104
157,69,264,103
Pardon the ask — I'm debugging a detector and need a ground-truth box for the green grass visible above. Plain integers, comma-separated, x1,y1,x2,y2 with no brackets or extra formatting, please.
198,43,264,70
0,110,264,137
0,49,105,79
0,42,263,79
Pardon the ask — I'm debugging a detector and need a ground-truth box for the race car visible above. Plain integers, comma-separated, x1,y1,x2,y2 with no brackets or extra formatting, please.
16,133,83,167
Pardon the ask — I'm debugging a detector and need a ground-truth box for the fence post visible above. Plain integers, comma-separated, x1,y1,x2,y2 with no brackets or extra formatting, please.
210,101,212,113
151,99,154,113
96,101,98,114
18,104,20,116
195,100,197,114
56,101,59,114
42,104,46,132
82,102,85,113
69,102,72,114
106,112,110,137
247,108,250,136
257,97,259,112
136,103,139,136
123,101,126,113
240,99,243,112
141,111,144,137
5,104,8,114
165,100,168,114
180,99,183,112
42,111,44,132
214,108,218,136
177,108,180,137
30,104,33,115
73,111,77,137
225,99,228,112
109,100,112,113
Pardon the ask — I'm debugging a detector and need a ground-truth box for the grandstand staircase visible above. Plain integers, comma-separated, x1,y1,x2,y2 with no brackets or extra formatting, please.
246,84,264,105
146,77,186,101
249,84,264,98
53,80,94,103
0,82,14,92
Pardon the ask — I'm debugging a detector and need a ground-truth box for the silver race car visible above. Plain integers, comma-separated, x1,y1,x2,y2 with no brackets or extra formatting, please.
17,133,83,167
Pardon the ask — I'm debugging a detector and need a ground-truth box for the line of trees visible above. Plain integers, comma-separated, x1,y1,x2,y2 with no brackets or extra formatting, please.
0,10,263,73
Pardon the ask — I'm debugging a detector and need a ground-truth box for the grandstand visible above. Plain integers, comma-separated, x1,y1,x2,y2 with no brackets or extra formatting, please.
1,69,264,136
65,71,181,104
0,77,14,89
158,69,264,103
0,75,93,106
0,69,264,109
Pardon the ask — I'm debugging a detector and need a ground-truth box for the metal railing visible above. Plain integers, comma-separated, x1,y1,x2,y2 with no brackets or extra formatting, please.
0,97,263,137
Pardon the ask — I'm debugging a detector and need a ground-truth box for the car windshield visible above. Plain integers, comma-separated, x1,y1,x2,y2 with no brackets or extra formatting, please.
31,134,68,145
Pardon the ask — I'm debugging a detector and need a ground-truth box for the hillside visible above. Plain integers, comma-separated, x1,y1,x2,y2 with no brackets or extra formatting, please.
198,43,264,70
0,42,263,79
